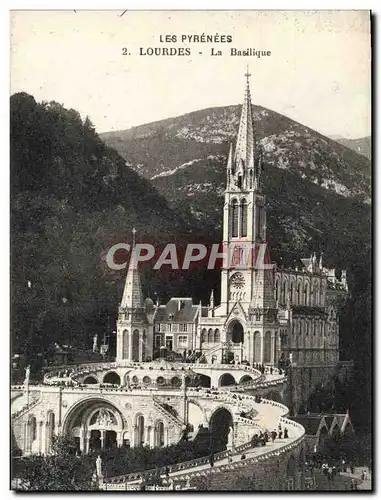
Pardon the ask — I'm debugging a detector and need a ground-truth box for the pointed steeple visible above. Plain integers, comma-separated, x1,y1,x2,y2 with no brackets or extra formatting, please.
120,228,144,309
319,253,323,270
209,289,215,309
226,142,233,187
234,66,255,173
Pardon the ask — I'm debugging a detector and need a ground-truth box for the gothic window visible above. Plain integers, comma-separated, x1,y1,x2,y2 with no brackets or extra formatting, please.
263,331,272,363
255,206,261,239
123,329,129,359
303,284,308,306
231,199,239,238
132,329,139,361
240,199,248,237
30,416,37,442
290,282,294,304
297,282,301,304
201,328,207,343
214,329,221,343
208,328,214,343
275,279,279,301
282,281,287,304
249,169,253,189
155,421,165,448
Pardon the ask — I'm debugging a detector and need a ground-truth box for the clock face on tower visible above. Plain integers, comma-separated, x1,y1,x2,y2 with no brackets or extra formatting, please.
230,272,245,290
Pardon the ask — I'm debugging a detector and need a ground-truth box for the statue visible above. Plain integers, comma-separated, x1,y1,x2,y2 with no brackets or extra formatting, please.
93,334,98,353
227,425,234,450
24,365,30,385
96,455,103,478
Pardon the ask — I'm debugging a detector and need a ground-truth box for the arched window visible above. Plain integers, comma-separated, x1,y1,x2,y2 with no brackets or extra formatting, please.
208,328,214,343
30,416,37,442
297,282,301,304
201,328,207,343
303,283,309,306
274,279,279,301
155,421,165,448
231,199,239,238
136,415,145,446
282,281,287,304
240,199,248,237
264,331,272,363
132,330,139,361
214,329,220,343
123,330,129,359
290,282,294,304
255,206,261,239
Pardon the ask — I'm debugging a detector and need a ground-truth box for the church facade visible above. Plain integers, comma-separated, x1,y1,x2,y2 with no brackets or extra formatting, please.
116,74,348,372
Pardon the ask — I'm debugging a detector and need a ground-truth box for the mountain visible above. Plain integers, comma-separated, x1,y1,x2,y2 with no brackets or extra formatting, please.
331,136,371,160
101,105,371,269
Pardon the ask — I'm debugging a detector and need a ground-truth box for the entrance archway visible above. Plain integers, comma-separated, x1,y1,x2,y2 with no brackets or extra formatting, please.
219,373,236,387
62,398,125,453
105,430,117,449
229,321,244,344
83,376,98,384
209,408,233,452
103,372,121,385
239,375,252,384
198,374,211,388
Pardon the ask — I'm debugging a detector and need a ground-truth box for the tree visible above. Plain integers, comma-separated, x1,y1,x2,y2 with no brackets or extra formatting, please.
13,436,93,491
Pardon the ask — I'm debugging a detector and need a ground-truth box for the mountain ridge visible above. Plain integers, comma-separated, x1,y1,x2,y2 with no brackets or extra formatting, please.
100,104,371,203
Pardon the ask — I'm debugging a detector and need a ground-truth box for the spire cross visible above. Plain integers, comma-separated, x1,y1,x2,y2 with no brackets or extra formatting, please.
244,64,251,82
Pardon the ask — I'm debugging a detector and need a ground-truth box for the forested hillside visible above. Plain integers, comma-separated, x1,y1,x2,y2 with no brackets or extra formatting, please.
10,93,205,360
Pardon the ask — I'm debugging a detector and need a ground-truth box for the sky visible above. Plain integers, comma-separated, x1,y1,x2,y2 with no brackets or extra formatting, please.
10,10,371,138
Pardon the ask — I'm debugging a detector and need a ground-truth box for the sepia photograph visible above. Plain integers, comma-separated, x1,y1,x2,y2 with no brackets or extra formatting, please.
10,9,372,491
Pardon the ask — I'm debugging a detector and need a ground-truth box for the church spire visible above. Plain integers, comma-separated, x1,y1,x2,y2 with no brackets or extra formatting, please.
120,228,144,309
234,66,255,173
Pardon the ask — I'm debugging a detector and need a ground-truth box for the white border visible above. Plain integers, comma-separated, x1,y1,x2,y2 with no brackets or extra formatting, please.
3,2,376,499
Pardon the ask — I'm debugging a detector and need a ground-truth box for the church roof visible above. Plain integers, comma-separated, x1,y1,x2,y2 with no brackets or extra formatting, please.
291,415,324,435
155,298,199,322
120,245,144,309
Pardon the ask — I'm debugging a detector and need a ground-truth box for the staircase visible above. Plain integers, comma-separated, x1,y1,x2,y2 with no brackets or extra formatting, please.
12,394,41,421
152,396,184,429
203,343,223,363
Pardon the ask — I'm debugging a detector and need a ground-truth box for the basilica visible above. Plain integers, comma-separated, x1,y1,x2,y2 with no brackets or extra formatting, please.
116,73,348,371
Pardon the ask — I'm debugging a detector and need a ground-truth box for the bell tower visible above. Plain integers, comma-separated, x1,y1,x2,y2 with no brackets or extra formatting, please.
220,69,273,314
116,229,152,362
